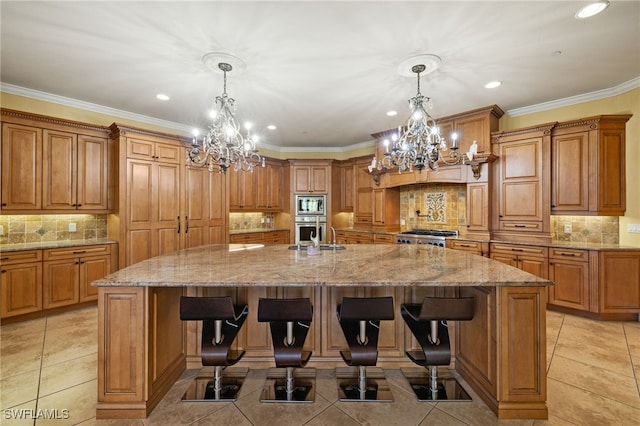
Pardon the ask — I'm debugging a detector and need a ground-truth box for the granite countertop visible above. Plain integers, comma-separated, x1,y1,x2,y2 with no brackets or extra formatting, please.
229,228,290,235
0,239,118,253
93,243,551,288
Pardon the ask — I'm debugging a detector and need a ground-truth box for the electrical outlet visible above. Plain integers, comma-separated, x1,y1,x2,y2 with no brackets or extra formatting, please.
628,223,640,233
564,224,572,234
0,225,4,236
69,223,77,232
400,219,406,226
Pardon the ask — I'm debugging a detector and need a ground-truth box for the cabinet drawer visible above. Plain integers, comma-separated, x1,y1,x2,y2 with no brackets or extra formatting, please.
355,216,372,224
230,233,264,244
1,250,42,264
263,231,289,244
499,221,542,232
43,244,111,260
373,233,395,244
549,248,588,262
490,243,548,257
449,240,484,252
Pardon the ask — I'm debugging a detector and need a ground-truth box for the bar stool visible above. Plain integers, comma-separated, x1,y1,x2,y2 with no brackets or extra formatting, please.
336,296,395,402
179,296,248,402
257,298,315,403
401,296,475,401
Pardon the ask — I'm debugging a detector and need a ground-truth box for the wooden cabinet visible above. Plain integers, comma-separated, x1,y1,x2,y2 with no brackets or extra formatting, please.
182,167,227,248
437,105,504,156
335,230,372,244
256,160,285,211
448,239,489,257
551,115,631,216
43,244,111,309
490,243,548,279
290,160,331,193
372,187,400,232
230,230,290,245
0,250,42,318
1,123,42,211
548,248,589,311
1,110,112,213
43,130,109,211
597,250,640,316
332,160,354,212
492,123,553,243
229,167,256,210
373,233,395,244
354,159,373,227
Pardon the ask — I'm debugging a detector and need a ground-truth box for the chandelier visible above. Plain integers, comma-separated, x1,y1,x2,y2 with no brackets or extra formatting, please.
372,62,462,173
187,58,264,173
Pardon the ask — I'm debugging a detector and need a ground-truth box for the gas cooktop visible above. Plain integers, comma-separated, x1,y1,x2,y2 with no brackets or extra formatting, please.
399,229,459,237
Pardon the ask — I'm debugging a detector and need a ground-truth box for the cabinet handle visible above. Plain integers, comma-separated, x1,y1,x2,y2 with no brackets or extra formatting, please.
1,257,9,260
551,204,556,208
549,262,554,266
499,215,503,218
185,216,189,234
558,252,579,257
1,203,6,207
514,225,526,228
0,270,6,273
510,248,524,252
177,216,181,234
73,250,86,254
460,244,472,247
77,204,82,207
75,261,80,265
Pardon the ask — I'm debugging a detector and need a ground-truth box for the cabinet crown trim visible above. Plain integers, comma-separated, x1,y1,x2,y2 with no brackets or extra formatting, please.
1,108,111,136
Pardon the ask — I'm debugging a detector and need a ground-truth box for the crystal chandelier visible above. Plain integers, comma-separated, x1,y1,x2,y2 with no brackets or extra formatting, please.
187,60,264,173
373,63,462,173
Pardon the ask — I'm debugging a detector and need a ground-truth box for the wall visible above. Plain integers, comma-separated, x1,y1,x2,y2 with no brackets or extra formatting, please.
0,214,108,244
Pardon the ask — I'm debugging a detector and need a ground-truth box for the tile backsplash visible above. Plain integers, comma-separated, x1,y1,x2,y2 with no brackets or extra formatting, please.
229,212,275,230
0,214,108,245
400,183,466,232
551,216,619,244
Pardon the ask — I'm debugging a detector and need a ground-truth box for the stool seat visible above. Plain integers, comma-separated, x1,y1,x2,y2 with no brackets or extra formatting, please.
336,297,395,402
401,296,475,402
179,296,248,402
257,298,315,403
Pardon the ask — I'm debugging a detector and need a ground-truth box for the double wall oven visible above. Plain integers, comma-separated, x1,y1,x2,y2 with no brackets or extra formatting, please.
294,194,326,244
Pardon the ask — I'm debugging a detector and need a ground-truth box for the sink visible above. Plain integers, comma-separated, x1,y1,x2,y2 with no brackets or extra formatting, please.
288,245,346,251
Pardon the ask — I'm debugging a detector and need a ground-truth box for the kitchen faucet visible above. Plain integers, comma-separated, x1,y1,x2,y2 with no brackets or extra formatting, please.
330,226,337,246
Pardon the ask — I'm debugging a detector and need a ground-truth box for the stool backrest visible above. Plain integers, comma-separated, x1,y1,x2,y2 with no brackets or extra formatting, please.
180,296,236,321
257,298,313,322
338,297,394,321
418,297,474,321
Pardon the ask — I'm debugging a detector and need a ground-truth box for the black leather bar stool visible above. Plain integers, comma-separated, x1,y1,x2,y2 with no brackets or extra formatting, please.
401,296,475,401
336,296,395,402
257,298,315,403
179,296,248,402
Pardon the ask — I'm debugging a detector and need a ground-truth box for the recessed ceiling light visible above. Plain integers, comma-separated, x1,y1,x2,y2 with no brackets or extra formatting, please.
575,1,610,19
267,124,277,130
156,94,170,101
386,110,398,116
484,81,502,89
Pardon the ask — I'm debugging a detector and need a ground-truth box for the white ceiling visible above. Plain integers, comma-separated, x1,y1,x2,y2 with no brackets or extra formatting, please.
1,1,639,150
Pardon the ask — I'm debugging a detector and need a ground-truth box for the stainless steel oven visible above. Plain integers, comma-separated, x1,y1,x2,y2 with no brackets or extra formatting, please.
295,216,326,244
295,194,326,216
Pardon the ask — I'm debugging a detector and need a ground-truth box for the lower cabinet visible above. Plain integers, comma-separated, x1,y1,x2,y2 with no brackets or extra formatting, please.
548,248,589,311
0,243,116,321
490,243,548,279
335,230,373,244
229,230,290,245
43,245,112,309
448,239,489,257
597,251,640,316
1,250,43,318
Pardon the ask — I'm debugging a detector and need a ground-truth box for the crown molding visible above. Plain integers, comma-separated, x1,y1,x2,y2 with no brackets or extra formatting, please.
506,77,640,117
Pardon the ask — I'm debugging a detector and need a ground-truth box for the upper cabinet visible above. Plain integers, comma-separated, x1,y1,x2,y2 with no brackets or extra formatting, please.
255,159,288,211
290,160,331,193
437,105,504,155
331,160,354,212
1,109,112,213
551,115,631,216
491,123,554,243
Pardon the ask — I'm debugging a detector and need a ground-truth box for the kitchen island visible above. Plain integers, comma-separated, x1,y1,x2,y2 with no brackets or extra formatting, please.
93,244,551,420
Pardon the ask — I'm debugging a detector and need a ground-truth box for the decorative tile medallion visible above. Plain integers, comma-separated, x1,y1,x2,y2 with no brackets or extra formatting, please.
425,192,446,223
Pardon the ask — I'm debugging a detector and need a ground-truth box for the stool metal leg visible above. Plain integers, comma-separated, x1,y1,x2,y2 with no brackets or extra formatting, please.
181,366,248,402
336,366,393,402
260,367,315,403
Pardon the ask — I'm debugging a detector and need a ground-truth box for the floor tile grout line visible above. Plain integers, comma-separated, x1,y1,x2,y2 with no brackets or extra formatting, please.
547,376,640,412
623,324,640,400
32,316,48,426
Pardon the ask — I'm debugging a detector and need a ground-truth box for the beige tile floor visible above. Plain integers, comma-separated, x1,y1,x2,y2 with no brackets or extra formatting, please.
1,307,639,425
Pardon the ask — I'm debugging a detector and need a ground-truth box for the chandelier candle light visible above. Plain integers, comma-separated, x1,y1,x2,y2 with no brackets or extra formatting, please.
187,54,264,173
369,56,468,174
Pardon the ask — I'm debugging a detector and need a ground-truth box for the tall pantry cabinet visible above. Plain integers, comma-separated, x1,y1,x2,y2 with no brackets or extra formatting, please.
112,124,227,267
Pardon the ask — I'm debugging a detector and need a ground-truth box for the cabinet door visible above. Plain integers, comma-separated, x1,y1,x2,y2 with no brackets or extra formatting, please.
293,167,311,193
320,287,360,356
0,262,42,318
551,131,588,213
229,168,255,210
599,252,640,312
155,162,181,256
548,260,589,310
310,166,329,193
79,255,111,302
238,287,278,357
498,138,543,222
466,182,489,231
1,123,42,210
455,114,489,154
341,164,354,211
184,167,209,249
208,171,227,244
256,162,283,210
519,256,548,279
372,188,385,226
490,253,519,268
42,129,77,210
43,258,79,309
77,135,109,211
